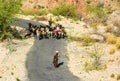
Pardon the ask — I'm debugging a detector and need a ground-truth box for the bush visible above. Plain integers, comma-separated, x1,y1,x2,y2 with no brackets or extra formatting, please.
110,48,115,55
86,3,111,18
50,3,78,19
110,73,115,78
81,33,95,46
8,27,23,39
68,33,95,45
11,72,14,75
22,9,48,16
83,62,93,72
101,64,107,70
116,37,120,49
86,0,91,4
106,33,117,44
0,32,13,41
107,11,120,36
0,0,22,41
105,26,113,32
83,44,104,71
68,35,82,42
55,16,62,21
16,78,20,81
108,59,114,62
88,45,103,70
116,0,120,7
117,74,120,80
90,23,99,32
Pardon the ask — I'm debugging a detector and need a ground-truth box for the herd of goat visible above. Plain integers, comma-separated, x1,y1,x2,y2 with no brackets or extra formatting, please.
24,23,67,40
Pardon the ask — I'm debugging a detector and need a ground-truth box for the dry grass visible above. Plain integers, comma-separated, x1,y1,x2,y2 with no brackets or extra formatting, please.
68,33,96,46
109,47,116,55
106,33,117,44
110,73,115,78
115,37,120,49
105,26,113,33
117,74,120,80
106,33,120,50
22,9,48,16
101,64,107,70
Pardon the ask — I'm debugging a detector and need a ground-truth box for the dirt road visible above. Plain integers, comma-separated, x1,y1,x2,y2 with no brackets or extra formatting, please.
26,39,80,81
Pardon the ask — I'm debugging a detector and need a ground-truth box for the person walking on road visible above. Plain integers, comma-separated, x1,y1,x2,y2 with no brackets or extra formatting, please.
53,51,60,68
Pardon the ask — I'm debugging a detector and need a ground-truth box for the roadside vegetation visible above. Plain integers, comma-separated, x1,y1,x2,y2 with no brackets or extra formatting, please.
22,9,48,16
0,1,78,41
0,0,22,41
83,44,105,72
22,3,78,20
68,33,96,46
50,3,78,20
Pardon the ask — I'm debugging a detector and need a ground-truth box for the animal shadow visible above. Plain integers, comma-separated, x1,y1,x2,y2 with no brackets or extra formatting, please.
57,62,64,68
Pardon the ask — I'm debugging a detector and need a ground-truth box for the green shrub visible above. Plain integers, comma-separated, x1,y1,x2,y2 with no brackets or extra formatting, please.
83,62,93,72
0,32,13,41
0,0,22,41
117,74,120,80
68,35,82,42
108,59,114,62
16,78,20,81
86,3,111,18
110,73,115,78
90,23,99,32
50,3,78,19
106,33,117,44
86,44,104,70
116,0,120,7
81,33,95,46
68,33,95,45
75,0,79,3
116,37,120,49
55,16,62,21
86,0,91,4
116,43,120,49
22,9,48,16
11,72,14,75
105,26,113,32
101,64,107,70
110,48,115,55
9,27,23,39
83,44,104,71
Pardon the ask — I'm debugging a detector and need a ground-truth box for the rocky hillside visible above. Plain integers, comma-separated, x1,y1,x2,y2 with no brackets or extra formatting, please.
22,0,120,16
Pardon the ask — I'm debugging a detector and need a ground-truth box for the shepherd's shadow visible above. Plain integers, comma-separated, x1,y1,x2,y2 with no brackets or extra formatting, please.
57,62,64,68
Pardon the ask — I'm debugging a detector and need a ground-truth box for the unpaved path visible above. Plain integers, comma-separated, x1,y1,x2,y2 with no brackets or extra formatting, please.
26,38,80,81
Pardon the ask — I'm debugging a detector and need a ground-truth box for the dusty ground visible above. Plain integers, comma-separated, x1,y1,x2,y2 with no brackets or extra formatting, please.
60,19,120,81
0,38,34,81
67,42,120,81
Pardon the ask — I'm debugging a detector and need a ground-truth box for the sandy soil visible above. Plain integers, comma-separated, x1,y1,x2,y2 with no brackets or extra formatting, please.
67,41,120,81
63,20,120,81
0,38,34,81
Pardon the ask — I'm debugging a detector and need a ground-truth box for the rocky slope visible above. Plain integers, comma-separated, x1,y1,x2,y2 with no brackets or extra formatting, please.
22,0,120,16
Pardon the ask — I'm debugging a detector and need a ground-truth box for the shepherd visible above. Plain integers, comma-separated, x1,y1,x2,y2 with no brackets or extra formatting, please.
53,51,60,68
47,13,54,27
